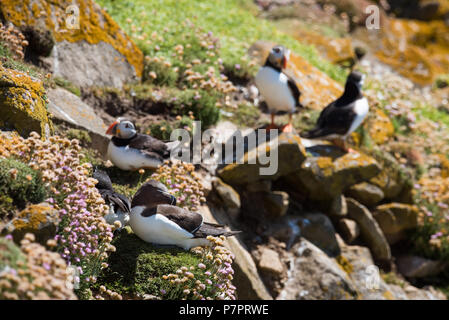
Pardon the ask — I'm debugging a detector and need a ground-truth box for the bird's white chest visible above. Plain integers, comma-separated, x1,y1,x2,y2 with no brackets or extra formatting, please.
107,142,162,171
255,67,296,113
347,97,369,136
129,206,194,245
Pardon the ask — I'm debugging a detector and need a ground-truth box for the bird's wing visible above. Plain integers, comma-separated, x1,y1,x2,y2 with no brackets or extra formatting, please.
286,75,303,108
141,204,204,234
127,134,169,159
101,190,131,214
315,101,357,135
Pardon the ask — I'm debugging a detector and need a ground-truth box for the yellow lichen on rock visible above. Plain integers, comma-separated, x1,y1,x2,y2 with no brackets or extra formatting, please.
0,65,54,138
365,109,395,145
0,0,143,78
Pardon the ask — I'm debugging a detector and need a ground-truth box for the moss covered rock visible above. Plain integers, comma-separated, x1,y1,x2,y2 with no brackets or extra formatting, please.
0,0,144,88
0,65,53,138
96,227,204,299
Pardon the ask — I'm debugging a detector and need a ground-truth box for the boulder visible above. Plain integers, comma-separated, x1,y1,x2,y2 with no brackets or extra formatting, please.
366,109,395,145
396,255,447,278
47,87,109,156
291,145,381,201
0,66,53,138
329,194,348,217
277,239,358,300
218,133,307,185
255,247,285,276
263,191,289,218
3,203,60,245
372,203,419,244
346,198,391,262
0,0,144,89
211,177,241,218
346,182,385,207
199,205,273,300
338,218,360,244
299,212,340,256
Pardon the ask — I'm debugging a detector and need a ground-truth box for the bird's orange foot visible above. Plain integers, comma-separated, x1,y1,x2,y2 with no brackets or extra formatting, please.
346,147,356,153
265,123,279,131
280,123,294,133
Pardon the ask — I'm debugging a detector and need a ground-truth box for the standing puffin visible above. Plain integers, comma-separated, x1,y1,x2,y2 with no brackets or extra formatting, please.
255,45,303,132
93,169,131,228
301,71,368,152
129,180,240,250
105,118,178,171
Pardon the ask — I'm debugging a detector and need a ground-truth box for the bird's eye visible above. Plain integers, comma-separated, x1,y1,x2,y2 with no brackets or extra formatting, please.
274,48,280,53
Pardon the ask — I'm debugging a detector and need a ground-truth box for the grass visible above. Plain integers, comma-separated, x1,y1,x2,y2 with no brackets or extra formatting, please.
98,0,344,82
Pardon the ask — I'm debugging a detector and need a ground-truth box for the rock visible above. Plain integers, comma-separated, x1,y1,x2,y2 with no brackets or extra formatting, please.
277,239,358,300
369,156,407,200
249,41,343,110
3,203,60,245
199,205,273,300
366,109,395,145
212,177,241,218
372,203,419,244
247,179,272,193
21,25,55,58
347,182,385,207
291,145,381,201
338,219,360,244
329,194,348,217
0,0,144,89
256,247,284,276
346,198,391,262
263,191,289,218
0,66,53,138
218,133,307,185
299,212,340,256
396,255,447,278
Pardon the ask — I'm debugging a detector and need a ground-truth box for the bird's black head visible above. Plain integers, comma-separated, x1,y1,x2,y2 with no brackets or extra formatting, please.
346,71,365,91
131,180,177,208
265,45,289,71
93,168,113,190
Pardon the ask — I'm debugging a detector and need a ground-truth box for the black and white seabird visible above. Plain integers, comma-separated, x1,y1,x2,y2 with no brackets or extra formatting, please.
105,118,179,171
93,169,131,228
301,71,369,152
129,180,240,250
255,45,303,132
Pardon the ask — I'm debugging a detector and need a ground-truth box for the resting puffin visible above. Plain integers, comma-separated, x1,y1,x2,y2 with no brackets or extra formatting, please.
255,45,303,132
301,71,368,152
93,169,131,228
129,180,240,250
105,118,178,171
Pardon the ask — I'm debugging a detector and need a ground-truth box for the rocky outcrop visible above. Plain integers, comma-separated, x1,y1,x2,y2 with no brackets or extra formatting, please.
347,182,385,207
0,65,53,138
0,0,144,88
277,239,358,300
338,218,360,244
346,198,391,262
47,87,109,156
396,255,447,278
218,133,307,185
372,203,419,244
292,144,381,201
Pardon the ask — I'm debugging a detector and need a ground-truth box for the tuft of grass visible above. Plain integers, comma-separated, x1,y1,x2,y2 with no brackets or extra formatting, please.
0,158,47,210
146,116,193,141
53,77,81,97
97,0,344,82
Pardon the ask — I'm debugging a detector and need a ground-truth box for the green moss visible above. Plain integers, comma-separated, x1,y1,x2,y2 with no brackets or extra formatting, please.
0,237,26,272
53,77,81,97
221,103,261,128
96,227,203,298
0,158,47,209
146,116,193,141
66,129,91,145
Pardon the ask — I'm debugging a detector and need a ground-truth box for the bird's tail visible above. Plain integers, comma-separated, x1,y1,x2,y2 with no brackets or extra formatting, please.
194,222,241,239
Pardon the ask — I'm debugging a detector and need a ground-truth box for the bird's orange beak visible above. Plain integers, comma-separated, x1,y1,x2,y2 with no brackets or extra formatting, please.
106,121,119,135
282,56,287,69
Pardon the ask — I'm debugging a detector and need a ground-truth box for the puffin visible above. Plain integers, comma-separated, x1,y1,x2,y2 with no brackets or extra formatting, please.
105,118,179,171
301,71,368,152
129,180,240,250
93,169,131,228
255,45,303,132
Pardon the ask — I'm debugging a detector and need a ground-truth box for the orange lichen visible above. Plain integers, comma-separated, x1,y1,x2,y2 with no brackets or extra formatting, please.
12,204,58,231
0,65,54,138
0,0,143,77
365,109,395,145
